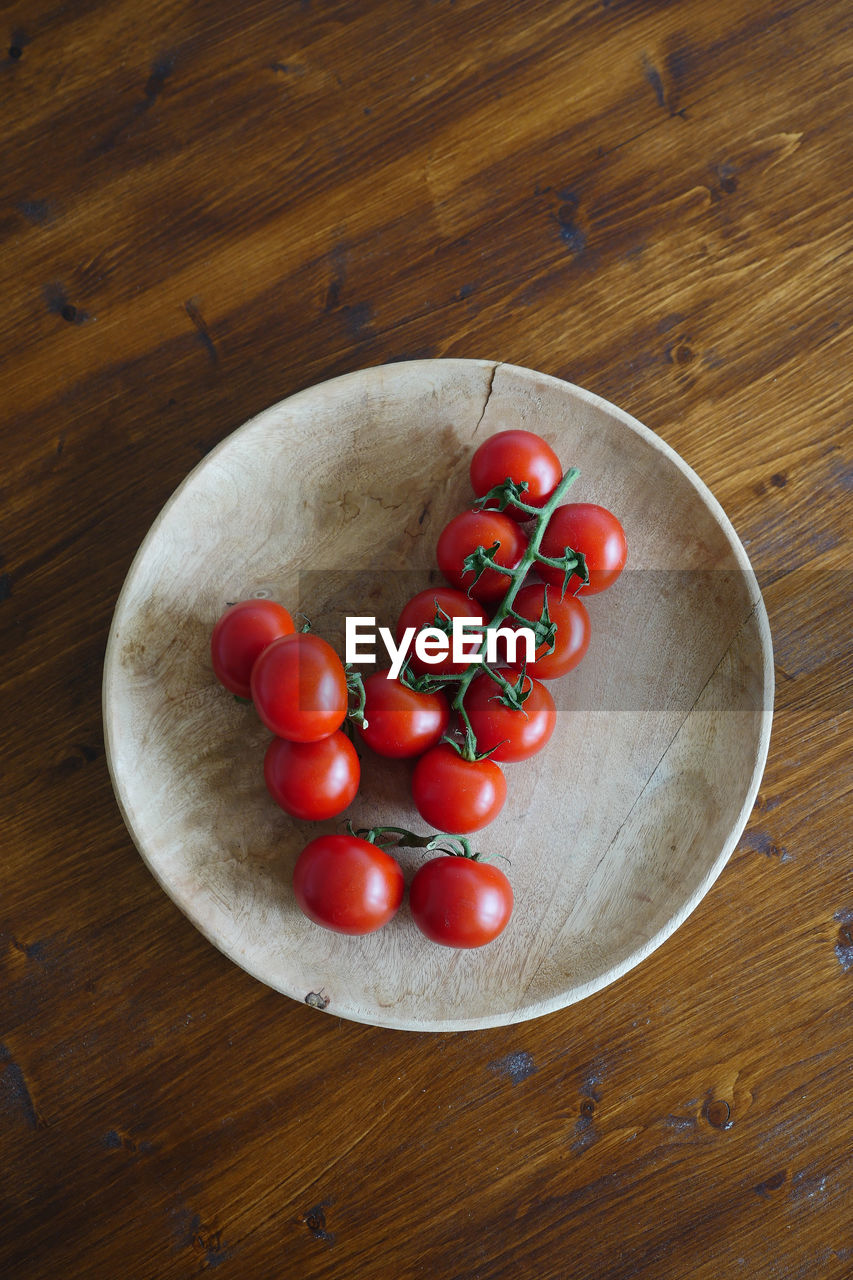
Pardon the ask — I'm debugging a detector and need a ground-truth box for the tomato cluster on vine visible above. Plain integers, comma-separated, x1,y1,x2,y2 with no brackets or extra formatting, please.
210,428,627,950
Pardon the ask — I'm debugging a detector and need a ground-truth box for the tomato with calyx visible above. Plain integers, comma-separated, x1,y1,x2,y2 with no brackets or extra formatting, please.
497,582,590,679
464,671,556,762
264,731,359,820
210,599,295,698
470,429,562,520
539,502,627,596
412,743,507,833
409,856,513,948
357,671,450,759
293,834,404,935
436,509,527,602
251,633,348,741
396,587,487,676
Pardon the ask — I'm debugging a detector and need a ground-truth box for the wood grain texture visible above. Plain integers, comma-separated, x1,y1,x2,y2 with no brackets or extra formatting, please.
1,0,850,1275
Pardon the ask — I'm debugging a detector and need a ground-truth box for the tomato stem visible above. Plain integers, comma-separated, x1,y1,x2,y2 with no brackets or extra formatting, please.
456,700,479,758
344,465,585,759
345,667,368,727
448,465,582,744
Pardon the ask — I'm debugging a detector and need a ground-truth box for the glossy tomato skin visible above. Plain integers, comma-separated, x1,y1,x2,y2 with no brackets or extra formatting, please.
264,731,359,820
436,510,527,602
470,429,562,521
497,582,590,679
251,633,348,742
409,857,513,948
396,587,487,676
293,834,404,935
210,599,295,698
412,744,507,833
464,672,556,762
539,502,627,595
357,671,450,758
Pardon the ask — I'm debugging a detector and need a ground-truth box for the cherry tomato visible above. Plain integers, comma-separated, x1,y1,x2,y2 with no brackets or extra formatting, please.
251,633,348,741
264,730,359,820
464,671,556,762
412,743,507,833
409,856,513,948
293,834,404,935
470,429,562,520
356,671,450,758
496,582,590,679
539,502,627,595
396,587,487,676
210,599,295,698
436,509,527,602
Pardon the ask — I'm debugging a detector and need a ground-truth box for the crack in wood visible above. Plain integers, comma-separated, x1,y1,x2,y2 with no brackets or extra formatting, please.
472,362,500,435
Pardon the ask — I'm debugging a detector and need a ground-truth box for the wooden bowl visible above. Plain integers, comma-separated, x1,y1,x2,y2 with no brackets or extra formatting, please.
103,360,773,1030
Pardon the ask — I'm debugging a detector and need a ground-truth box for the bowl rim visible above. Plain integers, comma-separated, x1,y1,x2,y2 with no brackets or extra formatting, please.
102,358,775,1030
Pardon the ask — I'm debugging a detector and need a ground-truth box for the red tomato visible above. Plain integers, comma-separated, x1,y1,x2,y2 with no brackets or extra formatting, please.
210,599,295,698
470,429,562,520
412,744,507,833
357,671,450,758
497,582,590,679
396,587,487,676
264,731,359,820
436,509,527,602
293,834,404,935
251,633,348,741
464,671,556,762
409,856,513,948
539,502,627,595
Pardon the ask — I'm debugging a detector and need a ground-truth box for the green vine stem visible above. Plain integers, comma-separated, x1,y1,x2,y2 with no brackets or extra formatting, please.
415,466,586,757
345,667,368,727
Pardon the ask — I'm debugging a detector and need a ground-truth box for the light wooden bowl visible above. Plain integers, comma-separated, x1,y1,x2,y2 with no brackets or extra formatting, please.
103,360,773,1030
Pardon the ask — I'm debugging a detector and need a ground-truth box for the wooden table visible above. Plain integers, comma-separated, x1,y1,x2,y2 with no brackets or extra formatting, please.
2,1,850,1276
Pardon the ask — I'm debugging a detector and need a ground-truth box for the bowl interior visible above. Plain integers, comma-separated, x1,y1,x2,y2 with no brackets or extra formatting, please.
103,359,772,1029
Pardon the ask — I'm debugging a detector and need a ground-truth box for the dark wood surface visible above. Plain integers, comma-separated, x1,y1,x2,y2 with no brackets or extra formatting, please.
2,1,851,1276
